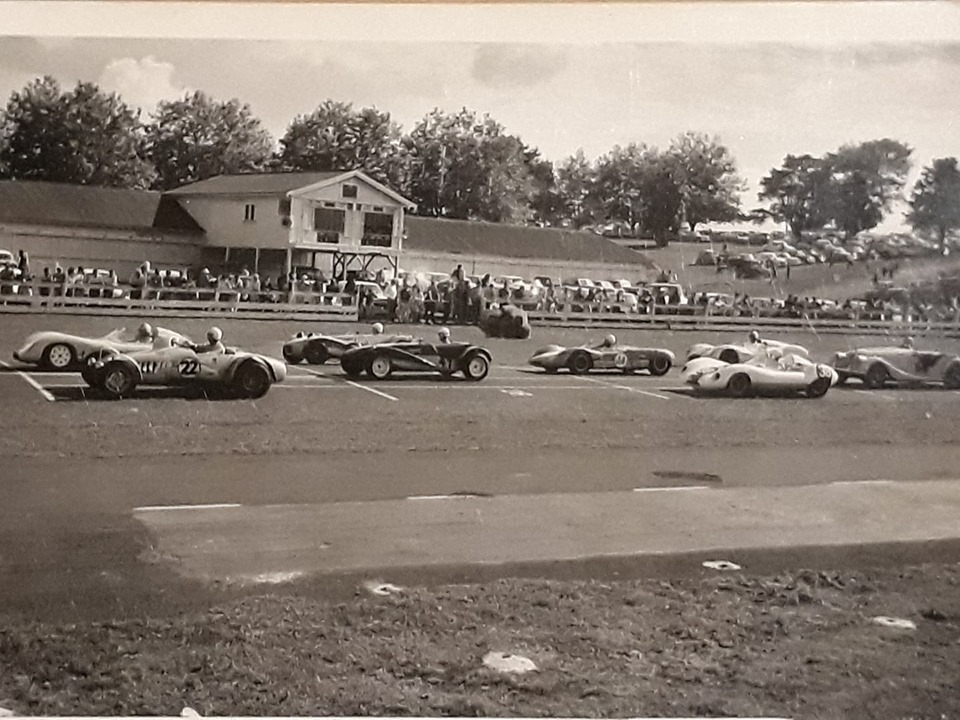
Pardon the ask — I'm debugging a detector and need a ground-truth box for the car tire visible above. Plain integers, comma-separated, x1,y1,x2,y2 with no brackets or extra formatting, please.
944,364,960,390
101,361,138,399
649,355,672,376
341,355,364,378
727,373,752,398
81,359,103,389
864,364,889,389
304,343,329,365
369,354,393,380
463,353,490,381
234,361,272,399
42,343,76,371
568,352,593,375
719,349,739,364
281,345,301,364
805,377,831,398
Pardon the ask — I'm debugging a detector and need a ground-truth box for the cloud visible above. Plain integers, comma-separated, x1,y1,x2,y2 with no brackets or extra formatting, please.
98,55,189,112
472,44,567,89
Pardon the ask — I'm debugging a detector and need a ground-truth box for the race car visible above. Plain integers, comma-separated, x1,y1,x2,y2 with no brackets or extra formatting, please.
681,348,837,398
479,304,532,339
13,325,186,370
831,343,960,389
528,334,675,375
339,329,491,381
81,339,286,399
686,332,809,364
282,326,414,365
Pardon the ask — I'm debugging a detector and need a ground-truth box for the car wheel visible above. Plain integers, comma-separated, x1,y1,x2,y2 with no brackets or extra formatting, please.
568,352,593,375
341,355,364,378
719,349,739,364
944,364,960,390
369,354,393,380
463,353,490,381
234,361,272,399
806,377,831,398
42,343,76,370
649,355,672,376
81,358,103,389
281,345,301,364
101,361,137,399
304,343,329,365
864,364,889,389
726,373,752,398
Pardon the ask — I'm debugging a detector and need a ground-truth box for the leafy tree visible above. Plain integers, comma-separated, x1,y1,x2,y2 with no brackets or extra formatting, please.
525,151,564,227
146,91,273,190
0,76,154,188
758,154,834,240
823,138,912,237
555,149,597,229
277,100,407,188
669,132,743,232
635,148,683,246
907,157,960,252
405,108,535,223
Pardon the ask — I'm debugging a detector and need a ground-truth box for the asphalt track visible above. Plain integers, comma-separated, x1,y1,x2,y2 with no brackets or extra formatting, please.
2,313,960,622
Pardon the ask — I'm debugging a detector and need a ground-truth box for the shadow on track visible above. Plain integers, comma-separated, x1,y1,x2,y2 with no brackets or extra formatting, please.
46,385,255,402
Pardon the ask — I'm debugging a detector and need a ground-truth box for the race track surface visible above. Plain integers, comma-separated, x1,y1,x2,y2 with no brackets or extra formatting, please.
2,313,960,622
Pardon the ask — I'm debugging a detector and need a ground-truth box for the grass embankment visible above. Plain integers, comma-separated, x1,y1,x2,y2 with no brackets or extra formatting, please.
1,565,958,718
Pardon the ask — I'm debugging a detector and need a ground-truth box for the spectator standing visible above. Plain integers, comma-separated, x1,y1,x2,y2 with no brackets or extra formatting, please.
17,250,30,280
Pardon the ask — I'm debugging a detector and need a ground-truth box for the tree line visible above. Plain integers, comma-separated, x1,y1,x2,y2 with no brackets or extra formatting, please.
1,76,958,247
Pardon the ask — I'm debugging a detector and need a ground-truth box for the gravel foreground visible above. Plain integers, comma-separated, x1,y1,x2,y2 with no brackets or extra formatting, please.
1,565,958,719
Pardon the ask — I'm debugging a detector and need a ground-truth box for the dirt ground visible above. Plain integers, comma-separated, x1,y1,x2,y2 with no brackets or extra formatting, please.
1,564,958,718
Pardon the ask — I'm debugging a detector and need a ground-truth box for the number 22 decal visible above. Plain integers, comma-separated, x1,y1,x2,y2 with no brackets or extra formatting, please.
178,358,200,376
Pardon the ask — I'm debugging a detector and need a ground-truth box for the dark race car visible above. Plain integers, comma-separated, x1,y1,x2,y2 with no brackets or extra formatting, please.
282,327,413,365
340,335,492,381
479,304,532,339
529,334,674,375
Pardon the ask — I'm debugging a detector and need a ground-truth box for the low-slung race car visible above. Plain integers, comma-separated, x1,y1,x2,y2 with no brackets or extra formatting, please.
14,325,185,370
528,335,675,375
82,340,286,399
339,331,491,381
282,325,414,365
832,343,960,389
686,332,809,364
681,349,837,398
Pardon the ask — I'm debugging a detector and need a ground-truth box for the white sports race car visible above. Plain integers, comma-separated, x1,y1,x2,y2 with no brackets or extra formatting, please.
686,339,809,364
682,350,838,398
13,326,186,370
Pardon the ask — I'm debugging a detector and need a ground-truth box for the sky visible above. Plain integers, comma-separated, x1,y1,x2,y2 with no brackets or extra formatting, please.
2,2,959,231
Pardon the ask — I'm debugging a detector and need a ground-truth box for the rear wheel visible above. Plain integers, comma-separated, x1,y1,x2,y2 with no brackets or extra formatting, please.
806,377,831,398
864,364,889,389
81,358,103,389
234,361,272,399
463,353,490,381
649,355,672,376
368,354,393,380
101,361,138,398
42,343,75,370
304,343,329,365
726,373,752,398
568,352,593,375
341,355,364,378
719,349,739,364
944,364,960,390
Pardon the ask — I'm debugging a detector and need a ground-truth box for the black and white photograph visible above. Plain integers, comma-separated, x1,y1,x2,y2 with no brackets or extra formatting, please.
1,1,960,716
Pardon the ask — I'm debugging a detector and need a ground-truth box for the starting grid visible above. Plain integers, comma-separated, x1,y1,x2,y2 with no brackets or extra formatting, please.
0,360,908,404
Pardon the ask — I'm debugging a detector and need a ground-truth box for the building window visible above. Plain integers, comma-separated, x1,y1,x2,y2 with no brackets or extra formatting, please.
342,184,358,199
244,203,256,222
314,207,345,244
277,198,291,216
362,211,394,247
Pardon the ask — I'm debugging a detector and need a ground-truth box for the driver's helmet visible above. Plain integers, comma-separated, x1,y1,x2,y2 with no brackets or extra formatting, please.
438,327,451,342
603,334,617,348
207,326,223,343
748,330,761,343
902,336,914,349
371,322,384,335
137,322,153,340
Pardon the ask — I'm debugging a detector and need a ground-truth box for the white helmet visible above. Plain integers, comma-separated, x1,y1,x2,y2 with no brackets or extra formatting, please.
749,330,760,343
438,327,451,341
207,326,223,343
371,322,384,335
604,334,617,347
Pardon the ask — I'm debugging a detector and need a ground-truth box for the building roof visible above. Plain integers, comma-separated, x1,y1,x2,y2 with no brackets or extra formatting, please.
0,180,203,234
404,216,658,269
166,171,342,196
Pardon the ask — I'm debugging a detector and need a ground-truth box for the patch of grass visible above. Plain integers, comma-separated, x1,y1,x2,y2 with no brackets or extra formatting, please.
1,565,959,717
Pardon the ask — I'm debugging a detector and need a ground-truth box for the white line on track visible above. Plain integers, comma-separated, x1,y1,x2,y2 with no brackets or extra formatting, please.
0,360,55,402
830,479,896,486
633,485,709,492
577,375,671,400
407,494,479,501
853,390,896,401
134,502,242,512
295,365,398,401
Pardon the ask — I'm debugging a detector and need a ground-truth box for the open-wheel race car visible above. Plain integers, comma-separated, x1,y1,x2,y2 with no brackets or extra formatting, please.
13,325,186,370
339,329,492,381
82,332,286,399
686,332,809,364
681,347,837,398
832,341,960,389
528,334,675,375
282,324,414,365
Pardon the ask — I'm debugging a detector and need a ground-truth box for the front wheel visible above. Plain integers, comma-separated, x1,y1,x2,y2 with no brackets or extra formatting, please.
304,343,329,365
101,361,138,398
648,355,672,376
341,355,364,378
368,354,393,380
233,361,272,399
805,377,831,398
463,353,490,381
42,343,76,370
726,373,752,398
568,352,593,375
864,364,889,389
